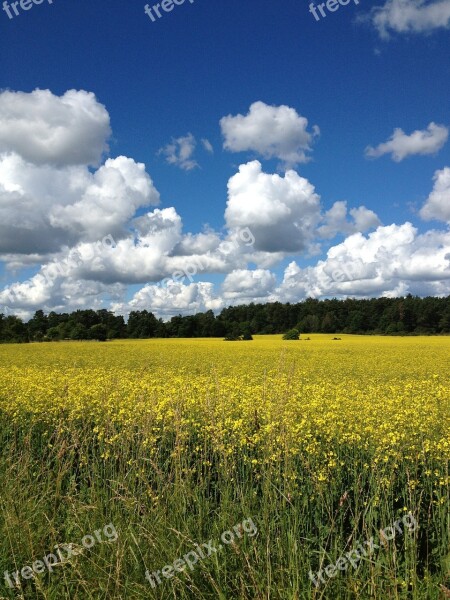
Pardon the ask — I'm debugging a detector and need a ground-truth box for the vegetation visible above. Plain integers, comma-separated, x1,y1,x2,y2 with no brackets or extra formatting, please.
224,324,253,341
282,328,300,340
1,294,450,343
0,335,448,598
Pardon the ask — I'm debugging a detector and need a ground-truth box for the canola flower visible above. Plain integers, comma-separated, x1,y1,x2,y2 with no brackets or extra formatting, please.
0,335,448,490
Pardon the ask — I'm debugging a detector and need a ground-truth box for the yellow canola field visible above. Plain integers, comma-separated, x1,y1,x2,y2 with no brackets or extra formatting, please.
0,335,448,494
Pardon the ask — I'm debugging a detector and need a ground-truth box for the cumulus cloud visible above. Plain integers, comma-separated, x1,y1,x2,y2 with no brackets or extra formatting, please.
420,167,450,223
1,88,447,320
49,157,160,240
225,161,322,254
369,0,450,37
224,161,379,257
220,101,319,168
0,89,110,167
365,122,448,161
172,231,222,256
113,282,223,319
318,201,381,238
0,200,258,315
0,153,159,256
158,133,199,171
111,269,277,319
0,88,160,258
222,269,277,300
0,263,126,318
274,223,450,301
111,222,450,318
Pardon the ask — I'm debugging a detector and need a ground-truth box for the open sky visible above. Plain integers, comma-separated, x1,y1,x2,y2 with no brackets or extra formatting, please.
0,0,449,319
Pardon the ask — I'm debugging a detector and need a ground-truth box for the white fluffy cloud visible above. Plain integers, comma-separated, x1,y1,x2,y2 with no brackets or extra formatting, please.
366,122,448,161
111,269,277,319
274,223,450,301
50,156,160,240
0,88,160,258
370,0,450,37
115,221,450,318
114,282,223,319
225,161,322,254
420,167,450,223
224,161,379,256
1,88,448,320
221,101,319,167
318,201,382,238
0,89,110,167
0,153,160,255
0,263,126,317
0,200,259,315
222,269,277,300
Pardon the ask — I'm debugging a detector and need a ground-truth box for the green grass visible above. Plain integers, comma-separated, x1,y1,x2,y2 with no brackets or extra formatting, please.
0,419,448,600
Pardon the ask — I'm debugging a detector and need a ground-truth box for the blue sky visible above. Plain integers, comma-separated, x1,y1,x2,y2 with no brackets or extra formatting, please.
1,0,449,318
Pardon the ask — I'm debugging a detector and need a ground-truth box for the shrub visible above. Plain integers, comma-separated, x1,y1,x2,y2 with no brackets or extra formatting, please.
282,328,300,340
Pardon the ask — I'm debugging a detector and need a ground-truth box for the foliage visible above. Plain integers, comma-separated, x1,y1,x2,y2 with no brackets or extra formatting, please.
282,328,300,340
1,295,450,343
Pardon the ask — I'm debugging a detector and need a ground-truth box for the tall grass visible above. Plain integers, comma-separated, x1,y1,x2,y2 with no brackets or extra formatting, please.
0,413,448,600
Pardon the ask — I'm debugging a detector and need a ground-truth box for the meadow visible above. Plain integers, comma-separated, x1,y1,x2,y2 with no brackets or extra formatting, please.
0,335,448,599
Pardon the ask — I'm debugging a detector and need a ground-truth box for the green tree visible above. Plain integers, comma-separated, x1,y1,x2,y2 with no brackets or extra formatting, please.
70,324,88,340
89,324,108,341
241,325,253,340
28,310,48,341
45,327,61,341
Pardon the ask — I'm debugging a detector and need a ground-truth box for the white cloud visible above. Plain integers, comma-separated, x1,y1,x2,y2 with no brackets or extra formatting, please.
172,231,222,256
0,263,126,318
0,89,160,258
0,89,159,259
222,269,277,300
369,0,450,37
113,281,223,319
70,207,185,285
49,156,160,240
224,162,379,256
365,122,448,161
274,223,450,301
112,222,450,317
420,167,450,222
0,153,159,256
0,89,110,167
0,203,259,316
112,269,277,319
318,201,381,238
1,88,448,320
225,161,322,254
158,133,199,171
220,101,319,168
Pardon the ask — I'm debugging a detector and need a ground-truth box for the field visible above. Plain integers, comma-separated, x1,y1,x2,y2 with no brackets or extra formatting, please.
0,335,449,599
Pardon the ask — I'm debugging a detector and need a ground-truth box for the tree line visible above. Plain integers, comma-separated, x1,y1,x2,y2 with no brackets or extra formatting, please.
0,295,449,343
